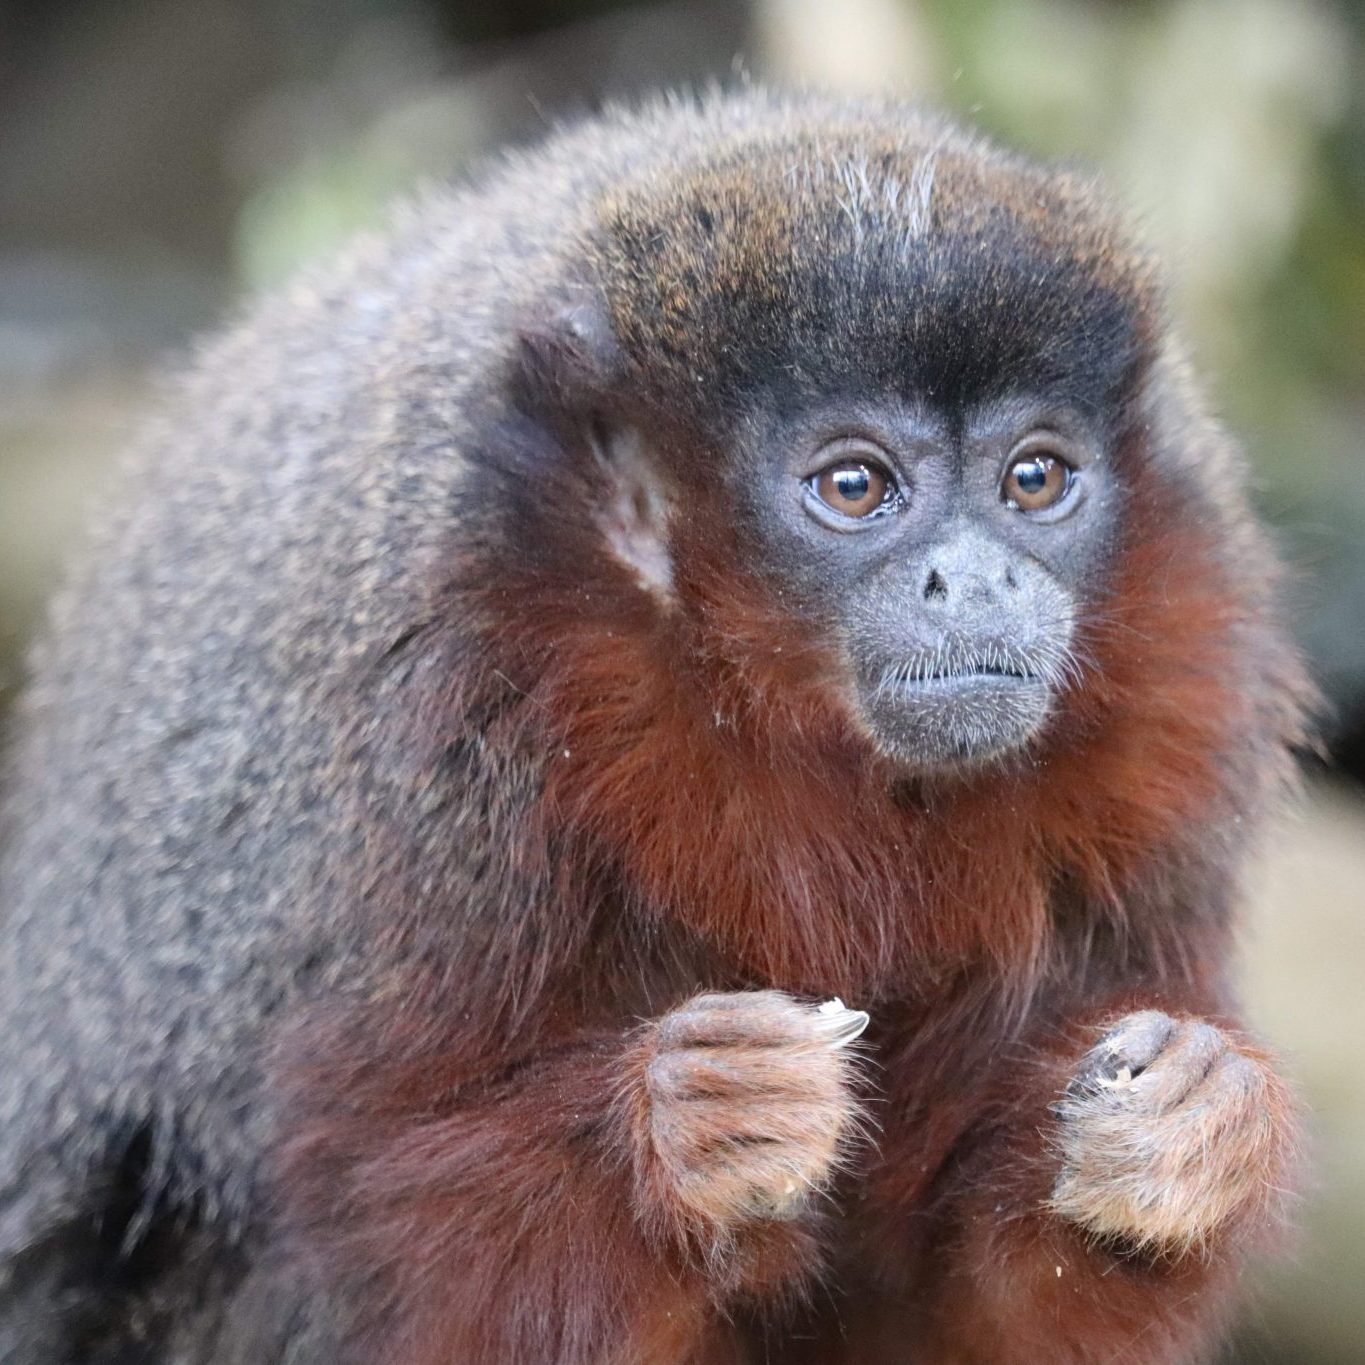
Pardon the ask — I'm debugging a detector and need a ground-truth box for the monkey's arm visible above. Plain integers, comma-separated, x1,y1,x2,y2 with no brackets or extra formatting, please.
279,990,864,1365
914,1001,1299,1365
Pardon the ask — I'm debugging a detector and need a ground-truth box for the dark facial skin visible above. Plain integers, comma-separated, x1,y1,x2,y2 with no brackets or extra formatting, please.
737,394,1122,770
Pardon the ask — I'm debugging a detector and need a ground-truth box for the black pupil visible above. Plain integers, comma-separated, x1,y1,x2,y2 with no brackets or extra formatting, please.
1015,459,1048,495
835,466,872,502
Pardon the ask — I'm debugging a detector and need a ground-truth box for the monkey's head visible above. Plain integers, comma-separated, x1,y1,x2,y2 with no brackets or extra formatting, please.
504,99,1252,785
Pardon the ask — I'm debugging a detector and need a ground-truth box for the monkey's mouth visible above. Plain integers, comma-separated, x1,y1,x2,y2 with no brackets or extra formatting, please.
861,651,1056,768
878,646,1044,693
900,662,1036,690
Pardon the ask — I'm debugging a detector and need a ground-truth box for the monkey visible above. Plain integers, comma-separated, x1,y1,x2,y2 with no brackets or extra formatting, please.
0,89,1311,1363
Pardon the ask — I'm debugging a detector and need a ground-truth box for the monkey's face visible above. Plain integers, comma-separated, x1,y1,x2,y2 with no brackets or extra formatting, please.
540,127,1158,776
730,392,1117,772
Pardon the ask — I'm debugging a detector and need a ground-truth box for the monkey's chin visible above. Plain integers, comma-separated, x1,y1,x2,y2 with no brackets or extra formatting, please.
860,673,1054,772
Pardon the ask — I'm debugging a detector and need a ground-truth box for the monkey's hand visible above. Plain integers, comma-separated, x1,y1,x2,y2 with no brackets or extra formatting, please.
1050,1010,1296,1254
626,991,867,1239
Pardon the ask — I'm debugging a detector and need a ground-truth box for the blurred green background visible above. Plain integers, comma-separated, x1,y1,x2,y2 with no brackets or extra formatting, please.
0,1,1361,1359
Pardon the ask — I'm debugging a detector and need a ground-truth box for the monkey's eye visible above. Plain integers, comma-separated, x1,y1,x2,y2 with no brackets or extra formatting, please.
810,461,895,519
1001,451,1074,512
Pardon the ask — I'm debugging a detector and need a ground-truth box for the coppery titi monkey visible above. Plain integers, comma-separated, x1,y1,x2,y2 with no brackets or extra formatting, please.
0,91,1310,1363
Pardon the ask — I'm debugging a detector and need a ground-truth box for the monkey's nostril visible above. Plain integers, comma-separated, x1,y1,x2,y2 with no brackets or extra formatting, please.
923,569,948,601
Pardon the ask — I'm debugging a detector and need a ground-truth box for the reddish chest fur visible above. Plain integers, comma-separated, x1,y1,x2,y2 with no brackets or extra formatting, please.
499,500,1248,1010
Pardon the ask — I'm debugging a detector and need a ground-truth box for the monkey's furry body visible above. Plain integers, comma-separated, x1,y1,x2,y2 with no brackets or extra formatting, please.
0,91,1308,1362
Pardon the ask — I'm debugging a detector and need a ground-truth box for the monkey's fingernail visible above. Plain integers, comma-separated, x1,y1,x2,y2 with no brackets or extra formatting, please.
1097,1065,1134,1089
815,999,870,1044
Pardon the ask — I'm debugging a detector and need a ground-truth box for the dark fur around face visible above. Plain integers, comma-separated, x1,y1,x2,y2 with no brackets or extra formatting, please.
598,127,1151,415
0,91,1311,1363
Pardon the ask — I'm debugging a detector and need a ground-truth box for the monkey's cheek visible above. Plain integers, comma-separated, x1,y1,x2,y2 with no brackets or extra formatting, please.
858,676,1055,770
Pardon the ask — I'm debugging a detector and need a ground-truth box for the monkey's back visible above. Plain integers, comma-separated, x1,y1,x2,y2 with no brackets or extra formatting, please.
0,109,608,1220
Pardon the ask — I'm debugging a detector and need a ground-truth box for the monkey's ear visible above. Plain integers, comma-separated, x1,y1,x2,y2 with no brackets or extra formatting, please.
516,295,624,415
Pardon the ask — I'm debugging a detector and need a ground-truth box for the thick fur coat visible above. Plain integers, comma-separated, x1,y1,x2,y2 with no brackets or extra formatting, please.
0,91,1309,1362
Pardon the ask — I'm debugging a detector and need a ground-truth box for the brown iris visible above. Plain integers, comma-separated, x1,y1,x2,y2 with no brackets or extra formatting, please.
1002,452,1072,511
813,461,892,518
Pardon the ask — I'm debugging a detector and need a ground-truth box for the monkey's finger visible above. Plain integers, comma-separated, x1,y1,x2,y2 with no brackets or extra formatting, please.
1122,1021,1227,1113
1071,1010,1176,1095
647,1046,849,1104
656,990,833,1049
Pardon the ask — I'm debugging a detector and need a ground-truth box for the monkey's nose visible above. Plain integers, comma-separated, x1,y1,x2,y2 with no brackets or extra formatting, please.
918,529,1020,606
